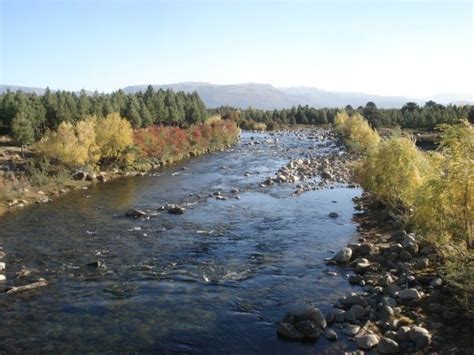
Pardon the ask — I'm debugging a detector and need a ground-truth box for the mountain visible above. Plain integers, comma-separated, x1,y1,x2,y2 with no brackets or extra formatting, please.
123,82,414,109
1,83,471,109
0,85,94,96
0,85,46,95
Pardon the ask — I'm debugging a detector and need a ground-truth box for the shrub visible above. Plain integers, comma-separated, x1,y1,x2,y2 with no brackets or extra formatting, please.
334,111,380,154
355,134,433,214
413,120,473,247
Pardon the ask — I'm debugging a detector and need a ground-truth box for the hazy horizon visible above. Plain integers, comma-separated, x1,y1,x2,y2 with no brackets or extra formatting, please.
1,0,473,99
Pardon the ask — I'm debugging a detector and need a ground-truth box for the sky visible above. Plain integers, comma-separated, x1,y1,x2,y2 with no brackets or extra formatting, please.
0,0,472,99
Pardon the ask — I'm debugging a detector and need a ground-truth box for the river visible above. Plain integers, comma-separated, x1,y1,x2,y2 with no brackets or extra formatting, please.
0,130,362,354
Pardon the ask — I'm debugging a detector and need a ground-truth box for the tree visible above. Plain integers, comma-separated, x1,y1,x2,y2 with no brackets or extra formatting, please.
11,111,35,156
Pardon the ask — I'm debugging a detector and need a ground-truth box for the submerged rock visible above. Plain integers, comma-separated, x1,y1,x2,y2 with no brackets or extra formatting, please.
125,209,147,218
166,204,186,215
323,327,338,341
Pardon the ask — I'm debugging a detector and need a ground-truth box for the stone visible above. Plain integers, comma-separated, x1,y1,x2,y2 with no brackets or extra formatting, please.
343,294,368,307
379,305,394,322
294,308,326,329
415,258,430,268
329,212,339,218
409,326,431,349
359,243,375,256
378,337,400,354
398,288,421,301
333,247,352,263
399,250,412,261
349,305,366,319
341,324,361,336
0,274,6,281
430,277,443,287
0,262,5,271
323,327,338,341
355,334,379,350
332,308,346,322
97,174,107,183
295,320,322,340
125,209,147,218
384,331,397,341
277,322,303,340
0,251,5,259
166,204,186,215
402,234,419,254
396,326,411,343
72,171,87,181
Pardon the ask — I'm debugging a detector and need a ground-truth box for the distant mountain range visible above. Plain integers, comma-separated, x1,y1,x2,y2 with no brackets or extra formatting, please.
1,83,472,110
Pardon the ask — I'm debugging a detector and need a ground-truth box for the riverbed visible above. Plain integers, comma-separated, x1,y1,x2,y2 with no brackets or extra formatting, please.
0,130,362,353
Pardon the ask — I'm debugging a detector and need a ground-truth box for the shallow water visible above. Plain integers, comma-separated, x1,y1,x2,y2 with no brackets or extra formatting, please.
0,131,362,353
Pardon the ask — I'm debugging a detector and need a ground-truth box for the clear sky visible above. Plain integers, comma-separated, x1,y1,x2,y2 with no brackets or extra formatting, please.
0,0,472,98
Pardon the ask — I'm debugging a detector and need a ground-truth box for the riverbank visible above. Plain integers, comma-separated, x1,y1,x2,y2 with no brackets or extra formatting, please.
0,120,240,217
277,193,473,353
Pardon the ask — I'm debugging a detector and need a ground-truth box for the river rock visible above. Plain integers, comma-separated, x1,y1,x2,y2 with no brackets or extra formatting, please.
332,308,346,322
341,324,360,336
430,277,443,287
277,322,303,340
402,235,419,254
166,204,186,215
97,173,107,183
328,212,339,218
125,209,147,218
409,326,431,349
333,247,352,263
349,304,366,319
323,327,338,341
359,243,376,256
379,305,394,322
355,334,379,350
294,308,326,329
396,326,411,343
0,251,5,260
399,250,412,261
294,320,322,340
343,294,368,307
398,288,421,301
0,274,5,281
0,262,5,271
72,171,87,181
378,337,400,354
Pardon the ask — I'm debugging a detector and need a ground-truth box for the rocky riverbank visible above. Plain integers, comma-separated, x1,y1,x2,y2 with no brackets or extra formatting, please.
277,193,474,354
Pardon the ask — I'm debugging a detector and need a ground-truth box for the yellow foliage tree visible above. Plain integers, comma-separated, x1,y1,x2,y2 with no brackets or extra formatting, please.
36,122,83,167
95,113,134,163
413,120,473,246
355,135,432,212
334,111,380,154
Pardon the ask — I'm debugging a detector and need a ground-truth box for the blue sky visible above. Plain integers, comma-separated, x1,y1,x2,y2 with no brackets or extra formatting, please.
1,0,472,98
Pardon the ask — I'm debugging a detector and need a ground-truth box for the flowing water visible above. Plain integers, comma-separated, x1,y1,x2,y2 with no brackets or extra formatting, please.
0,131,362,354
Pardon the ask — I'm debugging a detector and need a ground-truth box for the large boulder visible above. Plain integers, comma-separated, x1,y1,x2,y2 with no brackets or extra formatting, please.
294,320,322,341
333,247,352,263
166,204,186,215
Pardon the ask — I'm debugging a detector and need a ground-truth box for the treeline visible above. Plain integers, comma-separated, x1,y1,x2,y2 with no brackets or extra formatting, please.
211,101,474,130
0,85,208,143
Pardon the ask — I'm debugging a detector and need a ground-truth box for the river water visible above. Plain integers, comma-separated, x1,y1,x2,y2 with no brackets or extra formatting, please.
0,131,362,354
